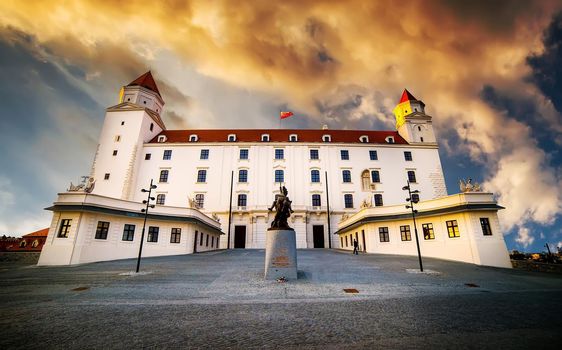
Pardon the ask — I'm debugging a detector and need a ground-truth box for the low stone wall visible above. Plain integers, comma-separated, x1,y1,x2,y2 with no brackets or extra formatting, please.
511,260,562,274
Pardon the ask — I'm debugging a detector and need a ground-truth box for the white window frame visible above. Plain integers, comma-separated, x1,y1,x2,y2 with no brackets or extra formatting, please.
322,134,331,142
189,134,198,142
359,135,369,143
158,135,167,143
261,134,270,142
385,136,394,143
289,134,298,142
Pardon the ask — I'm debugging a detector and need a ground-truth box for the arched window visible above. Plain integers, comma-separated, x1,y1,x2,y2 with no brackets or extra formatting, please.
19,240,26,248
189,134,198,142
322,134,331,142
274,170,284,183
342,170,351,183
238,194,247,207
359,135,369,143
195,194,205,208
156,194,166,205
361,170,370,191
228,134,236,142
31,240,39,248
239,169,248,183
312,194,321,207
261,134,270,142
197,170,207,183
374,194,383,206
371,170,380,183
159,170,169,183
311,170,320,183
289,134,298,142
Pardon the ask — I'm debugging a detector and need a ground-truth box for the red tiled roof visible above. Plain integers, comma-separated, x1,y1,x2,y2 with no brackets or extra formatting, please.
149,129,408,144
127,71,161,97
22,228,49,237
399,89,417,103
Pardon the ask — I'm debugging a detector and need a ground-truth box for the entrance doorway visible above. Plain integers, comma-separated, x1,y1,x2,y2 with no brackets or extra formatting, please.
234,226,246,248
313,225,325,248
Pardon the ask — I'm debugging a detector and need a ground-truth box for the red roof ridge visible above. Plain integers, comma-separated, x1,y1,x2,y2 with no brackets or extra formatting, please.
23,228,49,237
127,71,161,97
399,89,417,103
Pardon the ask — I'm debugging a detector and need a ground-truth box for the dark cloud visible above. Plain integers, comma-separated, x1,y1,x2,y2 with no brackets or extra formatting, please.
527,12,562,113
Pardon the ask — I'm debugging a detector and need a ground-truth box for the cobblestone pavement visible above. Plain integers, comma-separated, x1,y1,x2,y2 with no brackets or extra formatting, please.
1,249,561,349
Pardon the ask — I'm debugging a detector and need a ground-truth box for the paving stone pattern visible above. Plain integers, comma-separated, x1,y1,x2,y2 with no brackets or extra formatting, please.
1,249,562,349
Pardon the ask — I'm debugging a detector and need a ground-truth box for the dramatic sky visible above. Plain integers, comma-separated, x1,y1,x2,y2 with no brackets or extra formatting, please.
0,0,561,252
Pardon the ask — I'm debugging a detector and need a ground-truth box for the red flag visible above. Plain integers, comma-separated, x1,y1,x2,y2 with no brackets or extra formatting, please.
280,111,294,119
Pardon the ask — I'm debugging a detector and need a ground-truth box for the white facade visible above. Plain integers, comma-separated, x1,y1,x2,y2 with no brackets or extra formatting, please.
38,73,512,267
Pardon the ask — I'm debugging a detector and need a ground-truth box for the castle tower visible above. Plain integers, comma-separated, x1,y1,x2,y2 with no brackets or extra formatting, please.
90,71,166,199
393,89,436,144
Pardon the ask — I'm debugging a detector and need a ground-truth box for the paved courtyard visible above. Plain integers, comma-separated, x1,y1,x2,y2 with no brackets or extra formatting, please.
1,249,562,349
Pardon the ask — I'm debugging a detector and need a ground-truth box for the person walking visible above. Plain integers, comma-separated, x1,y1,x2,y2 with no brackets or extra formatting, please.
353,239,359,255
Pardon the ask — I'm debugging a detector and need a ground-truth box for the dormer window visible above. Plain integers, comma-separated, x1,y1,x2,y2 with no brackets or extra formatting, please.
261,134,270,142
158,135,167,143
228,134,236,142
385,136,394,144
322,135,331,142
359,135,369,143
189,134,198,142
289,134,298,142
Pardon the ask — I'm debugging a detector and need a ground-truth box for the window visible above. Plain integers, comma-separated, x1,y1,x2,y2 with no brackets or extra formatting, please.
404,151,413,161
360,136,369,143
156,194,166,205
275,149,284,160
212,236,215,247
159,170,169,183
369,150,378,160
289,134,298,142
407,170,417,183
158,135,166,143
340,150,349,160
145,153,151,160
115,135,121,142
400,225,412,241
57,219,72,238
261,134,270,142
344,194,354,208
322,135,331,142
200,232,204,245
312,194,321,207
411,193,420,203
275,169,284,183
310,149,319,160
480,218,493,236
446,220,460,238
228,134,236,142
170,228,181,243
104,173,110,180
311,170,320,183
379,227,390,242
342,170,351,183
195,194,205,208
240,149,249,159
206,234,209,247
418,126,422,131
238,169,248,183
345,235,348,247
238,194,247,207
385,136,394,143
163,150,172,160
122,224,135,241
197,170,207,183
200,149,209,160
113,150,118,156
374,194,383,206
422,223,435,240
189,135,198,142
150,123,154,132
121,121,125,126
95,221,110,240
420,137,424,142
340,237,343,247
371,170,380,183
147,226,159,242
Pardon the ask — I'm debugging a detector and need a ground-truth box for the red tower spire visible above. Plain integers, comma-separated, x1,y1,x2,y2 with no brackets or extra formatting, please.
399,89,417,103
127,71,161,97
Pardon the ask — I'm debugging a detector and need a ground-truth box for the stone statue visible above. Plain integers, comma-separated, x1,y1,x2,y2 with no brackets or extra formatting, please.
68,176,95,193
268,185,294,229
187,196,196,208
360,197,373,209
459,178,482,192
212,213,220,222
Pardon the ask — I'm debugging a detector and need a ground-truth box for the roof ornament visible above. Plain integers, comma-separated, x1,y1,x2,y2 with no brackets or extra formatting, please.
459,178,482,193
68,176,95,193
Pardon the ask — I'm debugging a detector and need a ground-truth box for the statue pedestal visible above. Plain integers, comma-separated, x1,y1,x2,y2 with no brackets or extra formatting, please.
265,229,298,280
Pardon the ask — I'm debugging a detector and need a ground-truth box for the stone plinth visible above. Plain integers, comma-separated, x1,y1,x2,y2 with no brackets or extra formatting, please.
265,229,297,280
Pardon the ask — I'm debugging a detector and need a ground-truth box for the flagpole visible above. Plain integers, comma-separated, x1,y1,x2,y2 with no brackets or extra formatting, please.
279,109,281,129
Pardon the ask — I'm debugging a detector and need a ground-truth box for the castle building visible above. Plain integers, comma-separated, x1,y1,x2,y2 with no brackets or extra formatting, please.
38,72,512,268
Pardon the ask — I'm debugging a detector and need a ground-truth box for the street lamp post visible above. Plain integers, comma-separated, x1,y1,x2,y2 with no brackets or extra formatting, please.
136,179,157,273
402,180,423,272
